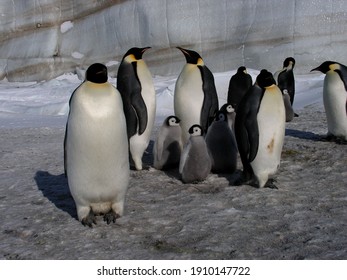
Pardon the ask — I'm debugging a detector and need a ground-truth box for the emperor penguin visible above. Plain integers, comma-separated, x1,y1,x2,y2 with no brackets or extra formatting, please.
235,69,286,188
179,124,212,183
219,103,236,132
283,89,294,122
64,63,129,227
274,57,296,105
174,47,219,144
205,111,238,174
311,61,347,143
153,116,183,170
227,66,253,112
117,47,156,170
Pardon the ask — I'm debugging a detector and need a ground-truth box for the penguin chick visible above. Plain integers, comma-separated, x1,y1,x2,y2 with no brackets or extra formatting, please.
153,116,183,170
205,111,238,173
219,103,236,132
179,125,211,183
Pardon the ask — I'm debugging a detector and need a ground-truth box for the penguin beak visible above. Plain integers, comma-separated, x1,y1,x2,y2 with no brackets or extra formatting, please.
141,47,151,53
176,47,190,57
310,67,319,72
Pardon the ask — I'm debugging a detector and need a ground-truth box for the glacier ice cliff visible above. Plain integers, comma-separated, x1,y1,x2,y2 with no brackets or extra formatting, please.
1,0,347,81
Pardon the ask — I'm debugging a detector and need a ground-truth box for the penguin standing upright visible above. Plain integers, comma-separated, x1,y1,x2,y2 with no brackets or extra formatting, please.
275,57,297,119
311,61,347,143
227,66,253,112
153,116,183,170
117,47,156,170
179,124,211,183
275,57,296,105
235,70,286,188
205,111,238,173
64,63,129,227
174,47,219,144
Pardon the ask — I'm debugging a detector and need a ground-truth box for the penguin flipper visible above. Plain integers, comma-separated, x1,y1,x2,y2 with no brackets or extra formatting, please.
117,62,148,137
334,67,347,92
63,124,68,177
245,115,259,163
130,89,148,135
198,65,219,133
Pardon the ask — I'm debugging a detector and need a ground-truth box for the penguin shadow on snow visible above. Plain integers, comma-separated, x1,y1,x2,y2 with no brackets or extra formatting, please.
34,171,77,220
285,129,323,142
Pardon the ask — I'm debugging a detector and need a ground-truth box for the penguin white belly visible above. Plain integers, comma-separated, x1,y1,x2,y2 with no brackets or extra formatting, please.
174,65,204,143
66,83,129,220
251,86,285,187
129,60,156,170
323,73,347,139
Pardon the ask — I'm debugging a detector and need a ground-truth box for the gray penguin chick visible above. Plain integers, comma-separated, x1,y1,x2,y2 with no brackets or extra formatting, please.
206,111,238,173
153,116,183,170
179,125,211,183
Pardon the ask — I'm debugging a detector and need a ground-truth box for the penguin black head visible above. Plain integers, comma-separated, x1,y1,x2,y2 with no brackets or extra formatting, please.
188,124,203,136
283,57,296,68
220,103,235,114
85,63,108,84
177,47,203,65
237,66,247,74
215,111,227,122
122,47,151,60
166,116,181,127
310,61,339,74
256,69,276,88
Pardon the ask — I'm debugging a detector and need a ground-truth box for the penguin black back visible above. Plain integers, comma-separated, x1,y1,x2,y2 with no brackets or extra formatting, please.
277,57,295,105
227,66,253,111
117,47,151,139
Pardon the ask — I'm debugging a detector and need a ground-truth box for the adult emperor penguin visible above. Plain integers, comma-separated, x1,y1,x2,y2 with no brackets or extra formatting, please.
153,116,183,170
117,47,156,170
64,63,129,227
227,66,253,112
219,103,236,132
205,111,238,173
275,57,296,105
311,61,347,143
179,124,212,183
174,47,219,144
235,69,286,188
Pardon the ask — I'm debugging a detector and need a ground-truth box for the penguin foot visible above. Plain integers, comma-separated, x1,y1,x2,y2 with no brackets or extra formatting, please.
264,179,278,189
324,135,347,144
294,113,299,117
81,210,97,227
103,210,120,225
234,174,255,187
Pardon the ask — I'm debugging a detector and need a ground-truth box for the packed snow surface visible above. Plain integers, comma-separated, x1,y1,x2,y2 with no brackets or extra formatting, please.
1,70,346,260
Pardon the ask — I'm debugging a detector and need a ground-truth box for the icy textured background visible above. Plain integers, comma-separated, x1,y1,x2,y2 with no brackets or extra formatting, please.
1,0,347,81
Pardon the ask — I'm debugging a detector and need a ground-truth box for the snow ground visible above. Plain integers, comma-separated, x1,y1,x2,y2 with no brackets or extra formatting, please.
1,70,346,260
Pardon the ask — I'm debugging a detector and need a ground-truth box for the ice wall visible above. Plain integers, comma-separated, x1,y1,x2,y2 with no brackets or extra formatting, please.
1,0,347,82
